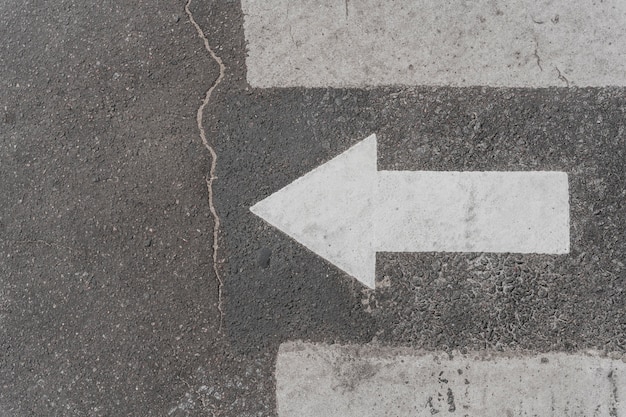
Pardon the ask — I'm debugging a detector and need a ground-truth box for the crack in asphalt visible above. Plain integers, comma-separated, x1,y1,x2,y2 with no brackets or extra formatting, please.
184,0,226,334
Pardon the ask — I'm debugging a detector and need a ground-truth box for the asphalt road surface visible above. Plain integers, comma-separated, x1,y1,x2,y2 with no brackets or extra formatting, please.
1,0,625,416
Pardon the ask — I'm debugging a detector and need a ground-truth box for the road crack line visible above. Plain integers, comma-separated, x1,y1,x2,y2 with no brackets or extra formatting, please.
533,38,543,71
184,0,226,334
555,66,570,87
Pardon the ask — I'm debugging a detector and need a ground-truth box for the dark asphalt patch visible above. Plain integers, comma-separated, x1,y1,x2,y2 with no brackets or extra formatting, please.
214,86,626,353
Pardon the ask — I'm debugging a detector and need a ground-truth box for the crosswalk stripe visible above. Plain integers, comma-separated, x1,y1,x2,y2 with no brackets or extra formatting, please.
242,0,626,88
277,341,626,417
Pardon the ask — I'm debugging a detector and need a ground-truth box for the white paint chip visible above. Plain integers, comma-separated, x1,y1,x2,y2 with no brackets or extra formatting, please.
250,134,569,288
242,0,626,87
277,341,626,417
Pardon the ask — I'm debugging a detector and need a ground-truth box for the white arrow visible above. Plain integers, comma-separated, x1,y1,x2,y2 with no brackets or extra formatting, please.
251,134,570,289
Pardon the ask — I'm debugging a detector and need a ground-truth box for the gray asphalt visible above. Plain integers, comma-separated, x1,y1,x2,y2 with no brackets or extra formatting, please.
1,0,626,416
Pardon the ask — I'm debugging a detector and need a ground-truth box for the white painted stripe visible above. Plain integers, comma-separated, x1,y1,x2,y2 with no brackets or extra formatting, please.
250,134,569,288
377,170,569,254
277,341,626,417
242,0,626,88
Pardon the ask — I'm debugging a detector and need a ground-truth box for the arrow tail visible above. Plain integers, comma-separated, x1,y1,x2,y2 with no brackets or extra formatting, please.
376,170,569,254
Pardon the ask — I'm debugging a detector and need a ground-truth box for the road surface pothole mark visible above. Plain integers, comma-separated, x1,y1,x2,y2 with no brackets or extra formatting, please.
184,0,226,334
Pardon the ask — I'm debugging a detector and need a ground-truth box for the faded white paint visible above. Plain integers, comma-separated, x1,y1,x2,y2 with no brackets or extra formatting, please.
277,341,626,417
377,170,569,254
242,0,626,88
250,134,569,288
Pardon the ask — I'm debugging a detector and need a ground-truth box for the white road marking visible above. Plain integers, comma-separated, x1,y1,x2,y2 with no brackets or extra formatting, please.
241,0,626,88
250,134,569,288
377,170,569,254
277,341,626,417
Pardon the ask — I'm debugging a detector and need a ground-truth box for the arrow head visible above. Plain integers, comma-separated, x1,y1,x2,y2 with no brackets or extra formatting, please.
251,134,378,288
